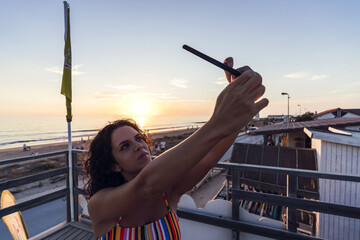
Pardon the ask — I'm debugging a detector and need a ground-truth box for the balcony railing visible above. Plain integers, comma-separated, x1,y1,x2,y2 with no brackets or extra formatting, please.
0,148,359,240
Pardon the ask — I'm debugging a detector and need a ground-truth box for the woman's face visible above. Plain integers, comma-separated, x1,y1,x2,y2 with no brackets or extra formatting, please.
111,125,151,180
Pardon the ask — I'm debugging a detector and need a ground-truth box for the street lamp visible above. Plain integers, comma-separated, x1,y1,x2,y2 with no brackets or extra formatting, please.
298,104,301,116
281,92,290,123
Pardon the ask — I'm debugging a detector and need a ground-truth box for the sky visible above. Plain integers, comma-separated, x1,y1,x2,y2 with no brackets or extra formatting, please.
1,0,360,122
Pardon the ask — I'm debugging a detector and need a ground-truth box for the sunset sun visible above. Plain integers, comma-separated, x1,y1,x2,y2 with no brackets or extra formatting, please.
130,99,152,116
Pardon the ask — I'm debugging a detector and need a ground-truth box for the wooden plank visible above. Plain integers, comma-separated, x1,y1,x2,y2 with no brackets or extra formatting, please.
46,225,73,240
56,226,79,239
332,144,340,239
81,232,95,240
329,143,336,238
69,221,93,232
349,146,356,240
73,230,89,240
315,139,324,237
355,147,360,239
339,145,347,239
345,145,352,240
323,142,331,239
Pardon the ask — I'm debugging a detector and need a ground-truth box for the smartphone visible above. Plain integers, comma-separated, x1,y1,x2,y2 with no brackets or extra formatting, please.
183,44,243,77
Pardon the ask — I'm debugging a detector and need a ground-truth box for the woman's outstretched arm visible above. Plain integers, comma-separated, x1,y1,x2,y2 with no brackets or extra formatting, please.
88,66,268,230
169,61,263,198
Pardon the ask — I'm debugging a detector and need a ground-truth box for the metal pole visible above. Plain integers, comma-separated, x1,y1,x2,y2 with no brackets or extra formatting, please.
67,122,74,221
287,96,290,124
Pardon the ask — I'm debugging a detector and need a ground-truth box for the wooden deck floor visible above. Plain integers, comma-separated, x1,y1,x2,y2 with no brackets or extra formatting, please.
30,221,95,240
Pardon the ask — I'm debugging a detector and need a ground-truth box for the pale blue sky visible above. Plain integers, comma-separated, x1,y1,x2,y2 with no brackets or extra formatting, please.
1,0,359,120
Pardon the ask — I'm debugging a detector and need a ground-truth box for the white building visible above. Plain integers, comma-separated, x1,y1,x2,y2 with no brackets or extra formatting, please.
304,127,360,240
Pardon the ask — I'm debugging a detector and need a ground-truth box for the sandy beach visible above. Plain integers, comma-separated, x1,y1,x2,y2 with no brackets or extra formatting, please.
0,127,199,161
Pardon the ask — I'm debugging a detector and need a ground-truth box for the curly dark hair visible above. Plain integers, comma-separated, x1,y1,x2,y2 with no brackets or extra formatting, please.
84,119,151,197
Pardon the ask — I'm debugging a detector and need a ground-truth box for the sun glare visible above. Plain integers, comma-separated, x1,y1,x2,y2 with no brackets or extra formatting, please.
130,99,152,116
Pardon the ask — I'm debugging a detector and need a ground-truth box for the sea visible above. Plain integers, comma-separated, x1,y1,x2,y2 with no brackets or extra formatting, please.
0,115,207,150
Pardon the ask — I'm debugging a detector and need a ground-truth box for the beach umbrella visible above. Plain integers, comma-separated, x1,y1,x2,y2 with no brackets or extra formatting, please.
60,1,75,222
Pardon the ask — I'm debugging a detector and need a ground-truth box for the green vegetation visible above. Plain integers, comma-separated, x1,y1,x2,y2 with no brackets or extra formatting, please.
295,112,314,122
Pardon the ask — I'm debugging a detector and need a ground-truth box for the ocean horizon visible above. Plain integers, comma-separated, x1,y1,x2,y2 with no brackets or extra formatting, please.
0,115,207,150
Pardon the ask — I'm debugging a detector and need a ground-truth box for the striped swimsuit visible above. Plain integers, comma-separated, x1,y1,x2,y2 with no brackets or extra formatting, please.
97,194,181,240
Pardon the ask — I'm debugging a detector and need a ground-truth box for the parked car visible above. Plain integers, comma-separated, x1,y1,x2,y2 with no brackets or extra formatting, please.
246,127,258,134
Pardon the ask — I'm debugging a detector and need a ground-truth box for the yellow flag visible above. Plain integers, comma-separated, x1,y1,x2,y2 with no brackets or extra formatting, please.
61,1,72,122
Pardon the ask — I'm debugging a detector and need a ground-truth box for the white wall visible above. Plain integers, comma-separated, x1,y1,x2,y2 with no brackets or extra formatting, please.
311,139,360,240
343,113,360,118
315,113,335,120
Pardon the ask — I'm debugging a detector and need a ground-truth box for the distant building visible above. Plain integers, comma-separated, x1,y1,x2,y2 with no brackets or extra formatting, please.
314,108,360,120
267,115,285,121
250,117,360,148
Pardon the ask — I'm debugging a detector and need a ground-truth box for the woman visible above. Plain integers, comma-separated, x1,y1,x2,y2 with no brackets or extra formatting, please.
84,58,269,239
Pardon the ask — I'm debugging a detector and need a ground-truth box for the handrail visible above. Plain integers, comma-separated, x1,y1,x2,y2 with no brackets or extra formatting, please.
177,208,324,240
217,162,360,182
0,187,68,218
0,150,68,166
0,167,68,190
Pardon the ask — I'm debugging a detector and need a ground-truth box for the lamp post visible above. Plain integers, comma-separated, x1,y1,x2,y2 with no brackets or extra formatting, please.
281,92,290,123
298,104,301,116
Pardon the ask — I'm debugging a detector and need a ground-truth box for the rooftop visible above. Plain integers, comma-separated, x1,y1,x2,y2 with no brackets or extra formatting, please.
250,117,360,135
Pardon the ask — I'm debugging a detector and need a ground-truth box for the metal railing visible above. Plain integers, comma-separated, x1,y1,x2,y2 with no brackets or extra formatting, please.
1,149,360,240
0,150,85,223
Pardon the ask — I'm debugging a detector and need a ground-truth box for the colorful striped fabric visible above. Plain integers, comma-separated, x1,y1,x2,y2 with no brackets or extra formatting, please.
97,194,181,240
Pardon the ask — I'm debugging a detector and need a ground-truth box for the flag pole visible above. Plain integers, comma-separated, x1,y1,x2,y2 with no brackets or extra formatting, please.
67,121,74,222
61,1,74,222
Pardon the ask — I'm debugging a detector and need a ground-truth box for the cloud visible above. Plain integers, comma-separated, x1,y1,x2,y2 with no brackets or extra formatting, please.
283,71,309,79
214,77,227,85
283,71,329,81
93,91,122,100
329,89,340,94
310,75,329,81
170,78,188,88
214,80,227,85
345,81,360,87
107,84,144,90
46,64,85,76
94,91,176,101
46,66,62,74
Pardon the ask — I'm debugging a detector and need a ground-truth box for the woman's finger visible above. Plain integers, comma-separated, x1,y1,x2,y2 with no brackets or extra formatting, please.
223,57,233,83
249,84,266,102
254,98,269,113
231,70,256,87
241,71,262,93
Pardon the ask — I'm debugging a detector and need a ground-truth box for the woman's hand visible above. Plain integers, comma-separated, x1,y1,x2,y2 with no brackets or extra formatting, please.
209,58,269,137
